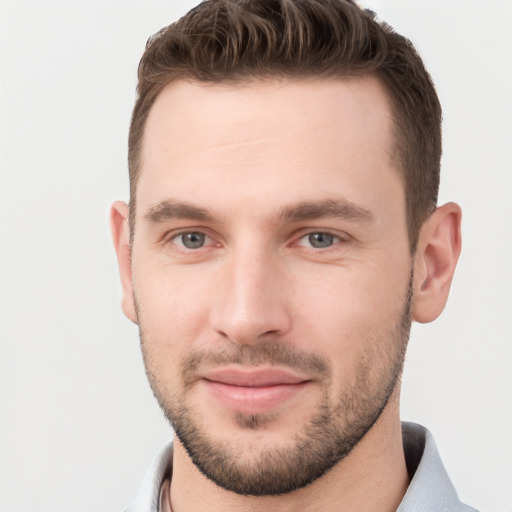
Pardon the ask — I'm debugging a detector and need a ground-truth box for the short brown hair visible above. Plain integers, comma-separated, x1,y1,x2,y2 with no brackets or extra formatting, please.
128,0,442,251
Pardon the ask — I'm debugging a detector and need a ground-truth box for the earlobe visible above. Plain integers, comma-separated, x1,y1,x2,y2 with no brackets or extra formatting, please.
412,202,462,324
110,201,137,324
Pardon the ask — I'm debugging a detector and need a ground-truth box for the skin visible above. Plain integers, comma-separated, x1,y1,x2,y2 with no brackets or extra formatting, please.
111,77,461,512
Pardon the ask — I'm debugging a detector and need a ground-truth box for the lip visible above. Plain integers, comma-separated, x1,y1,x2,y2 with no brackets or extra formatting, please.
202,367,309,386
200,367,312,415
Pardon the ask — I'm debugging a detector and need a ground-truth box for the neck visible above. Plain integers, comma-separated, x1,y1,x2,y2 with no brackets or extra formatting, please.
169,396,408,512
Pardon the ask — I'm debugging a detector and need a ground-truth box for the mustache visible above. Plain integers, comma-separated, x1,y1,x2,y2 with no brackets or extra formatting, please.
181,341,331,386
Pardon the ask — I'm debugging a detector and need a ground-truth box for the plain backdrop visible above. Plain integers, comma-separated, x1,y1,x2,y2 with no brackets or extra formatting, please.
0,1,511,511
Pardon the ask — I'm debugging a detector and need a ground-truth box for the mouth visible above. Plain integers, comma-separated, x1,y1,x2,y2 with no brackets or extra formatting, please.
200,367,312,415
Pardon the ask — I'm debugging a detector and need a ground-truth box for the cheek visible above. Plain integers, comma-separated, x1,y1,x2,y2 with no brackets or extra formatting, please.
132,259,216,355
290,261,411,359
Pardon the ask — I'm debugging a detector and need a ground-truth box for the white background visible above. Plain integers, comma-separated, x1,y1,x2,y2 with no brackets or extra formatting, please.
0,1,510,511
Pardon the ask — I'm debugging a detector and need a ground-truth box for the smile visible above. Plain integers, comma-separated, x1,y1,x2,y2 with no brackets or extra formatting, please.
200,368,312,415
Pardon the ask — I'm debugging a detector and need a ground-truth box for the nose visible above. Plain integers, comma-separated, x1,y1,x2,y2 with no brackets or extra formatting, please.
209,246,292,345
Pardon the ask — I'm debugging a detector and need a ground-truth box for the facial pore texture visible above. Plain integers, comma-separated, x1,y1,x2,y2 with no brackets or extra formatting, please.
137,275,413,496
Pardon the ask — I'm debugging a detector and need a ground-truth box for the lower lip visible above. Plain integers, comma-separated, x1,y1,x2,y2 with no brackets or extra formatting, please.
203,380,310,415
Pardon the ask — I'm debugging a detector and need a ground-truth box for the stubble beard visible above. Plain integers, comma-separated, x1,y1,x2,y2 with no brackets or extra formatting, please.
138,280,413,497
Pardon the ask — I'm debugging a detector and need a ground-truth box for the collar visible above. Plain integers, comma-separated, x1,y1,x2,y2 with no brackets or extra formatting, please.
124,422,478,512
398,422,478,512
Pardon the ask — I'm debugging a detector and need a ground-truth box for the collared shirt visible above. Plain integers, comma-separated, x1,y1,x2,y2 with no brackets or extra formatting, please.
124,422,478,512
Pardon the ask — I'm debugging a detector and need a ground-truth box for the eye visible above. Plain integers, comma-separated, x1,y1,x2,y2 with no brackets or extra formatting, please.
298,232,341,249
172,232,210,249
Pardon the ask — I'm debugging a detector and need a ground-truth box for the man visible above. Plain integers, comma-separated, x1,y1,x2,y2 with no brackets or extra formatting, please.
111,1,477,510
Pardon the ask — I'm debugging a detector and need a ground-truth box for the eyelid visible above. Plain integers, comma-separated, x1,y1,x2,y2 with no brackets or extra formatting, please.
172,232,212,249
162,227,221,250
159,226,350,251
293,229,351,248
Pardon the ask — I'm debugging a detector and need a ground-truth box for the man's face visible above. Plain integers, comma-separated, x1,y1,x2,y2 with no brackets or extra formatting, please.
128,78,413,495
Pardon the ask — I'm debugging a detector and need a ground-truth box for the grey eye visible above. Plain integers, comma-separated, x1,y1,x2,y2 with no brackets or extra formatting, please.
178,232,206,249
308,233,336,248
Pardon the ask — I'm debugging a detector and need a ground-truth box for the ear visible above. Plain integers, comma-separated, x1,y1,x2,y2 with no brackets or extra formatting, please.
412,202,462,323
110,201,137,324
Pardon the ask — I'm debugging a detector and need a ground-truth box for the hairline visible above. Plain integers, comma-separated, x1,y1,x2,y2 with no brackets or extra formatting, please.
128,72,418,251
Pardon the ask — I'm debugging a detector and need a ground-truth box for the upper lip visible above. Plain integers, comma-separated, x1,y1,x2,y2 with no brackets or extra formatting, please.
201,367,310,387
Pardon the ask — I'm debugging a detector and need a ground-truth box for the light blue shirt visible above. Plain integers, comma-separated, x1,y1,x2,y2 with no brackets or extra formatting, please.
124,422,478,512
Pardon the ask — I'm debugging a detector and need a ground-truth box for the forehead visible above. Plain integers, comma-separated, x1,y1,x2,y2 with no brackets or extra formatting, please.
138,77,399,215
143,77,393,158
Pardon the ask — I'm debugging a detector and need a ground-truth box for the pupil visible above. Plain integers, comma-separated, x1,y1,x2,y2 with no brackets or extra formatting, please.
309,233,333,248
183,232,205,248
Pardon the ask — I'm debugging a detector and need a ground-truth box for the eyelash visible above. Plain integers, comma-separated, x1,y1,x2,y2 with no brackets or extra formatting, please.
165,229,348,253
295,231,346,250
168,231,217,251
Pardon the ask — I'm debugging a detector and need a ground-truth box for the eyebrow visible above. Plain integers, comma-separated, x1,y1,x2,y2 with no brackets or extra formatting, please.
144,200,214,223
143,198,374,225
278,199,374,224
